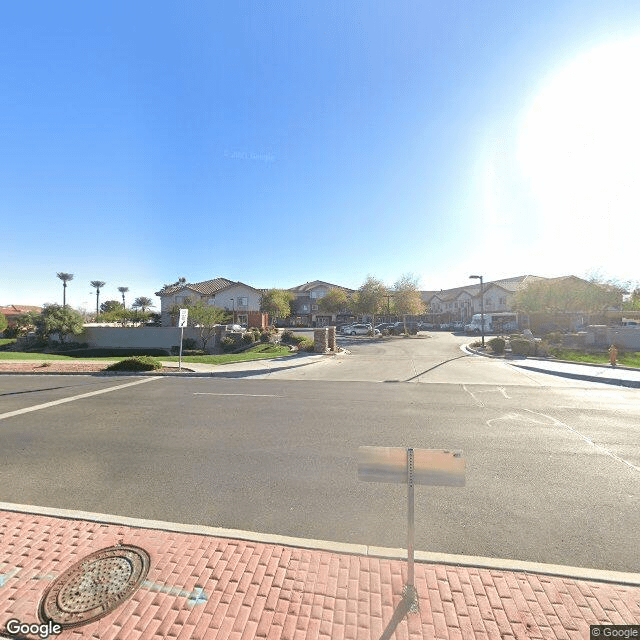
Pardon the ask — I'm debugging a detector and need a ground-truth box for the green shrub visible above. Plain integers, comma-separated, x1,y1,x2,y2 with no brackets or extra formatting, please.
298,339,315,352
260,332,271,343
281,330,295,344
470,340,483,348
242,332,255,344
182,338,198,350
105,356,162,371
545,332,563,345
221,336,237,352
182,349,206,356
510,338,531,356
488,337,506,354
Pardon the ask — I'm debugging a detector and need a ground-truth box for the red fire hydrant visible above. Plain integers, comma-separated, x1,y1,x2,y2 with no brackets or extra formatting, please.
609,344,618,367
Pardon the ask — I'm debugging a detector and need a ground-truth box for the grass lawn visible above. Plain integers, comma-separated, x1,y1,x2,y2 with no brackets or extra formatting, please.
550,348,640,368
0,338,17,347
164,344,294,364
0,343,294,365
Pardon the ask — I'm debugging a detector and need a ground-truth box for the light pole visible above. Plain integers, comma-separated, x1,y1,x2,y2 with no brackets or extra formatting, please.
469,275,485,347
230,298,235,325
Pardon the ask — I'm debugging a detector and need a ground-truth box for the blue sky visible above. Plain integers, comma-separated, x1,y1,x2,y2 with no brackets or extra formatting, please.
2,1,639,311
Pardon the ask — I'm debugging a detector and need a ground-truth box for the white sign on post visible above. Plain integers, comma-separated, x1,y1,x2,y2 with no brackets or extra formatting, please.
178,308,189,328
357,446,465,612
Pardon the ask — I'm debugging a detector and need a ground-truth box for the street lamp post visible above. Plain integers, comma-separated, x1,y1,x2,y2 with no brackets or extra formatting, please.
469,275,485,347
230,298,235,324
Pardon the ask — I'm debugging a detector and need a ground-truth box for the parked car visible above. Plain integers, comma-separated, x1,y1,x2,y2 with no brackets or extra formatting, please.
419,322,434,330
388,321,420,335
375,323,395,332
345,323,375,335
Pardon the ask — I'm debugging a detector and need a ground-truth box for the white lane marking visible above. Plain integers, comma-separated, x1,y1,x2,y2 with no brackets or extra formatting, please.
523,408,640,473
498,386,510,399
0,377,161,421
462,384,484,407
487,409,639,473
193,393,285,397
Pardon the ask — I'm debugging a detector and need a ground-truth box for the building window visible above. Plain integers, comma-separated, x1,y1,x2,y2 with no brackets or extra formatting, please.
238,314,248,325
238,296,248,306
311,305,318,311
207,297,216,305
302,304,308,311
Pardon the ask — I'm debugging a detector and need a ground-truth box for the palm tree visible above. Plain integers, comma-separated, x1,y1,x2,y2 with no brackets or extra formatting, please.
132,296,154,313
117,286,129,308
57,272,74,308
90,281,106,316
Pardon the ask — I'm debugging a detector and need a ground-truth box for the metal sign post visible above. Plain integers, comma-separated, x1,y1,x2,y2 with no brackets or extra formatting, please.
178,309,188,372
358,446,465,612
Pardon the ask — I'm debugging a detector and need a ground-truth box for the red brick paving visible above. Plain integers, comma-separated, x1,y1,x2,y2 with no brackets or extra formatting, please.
0,510,638,639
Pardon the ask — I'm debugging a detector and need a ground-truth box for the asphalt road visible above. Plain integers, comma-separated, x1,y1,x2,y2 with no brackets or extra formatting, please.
0,333,638,573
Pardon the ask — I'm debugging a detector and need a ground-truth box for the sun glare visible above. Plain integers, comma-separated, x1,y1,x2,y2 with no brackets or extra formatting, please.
517,36,640,236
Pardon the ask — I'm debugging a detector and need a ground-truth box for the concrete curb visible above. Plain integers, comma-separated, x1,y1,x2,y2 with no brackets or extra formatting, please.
463,344,640,388
0,355,330,377
1,501,638,587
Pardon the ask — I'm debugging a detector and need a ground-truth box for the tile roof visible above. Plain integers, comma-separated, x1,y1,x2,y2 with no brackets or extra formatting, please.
0,305,43,316
422,275,551,301
287,280,355,294
156,279,261,297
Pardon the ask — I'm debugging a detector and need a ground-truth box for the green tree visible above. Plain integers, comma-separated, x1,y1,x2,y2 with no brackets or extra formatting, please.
353,276,387,329
57,272,74,308
35,304,84,343
0,312,7,334
393,273,425,333
184,300,231,350
90,280,106,316
100,300,124,314
11,312,40,336
132,296,154,312
513,276,624,315
117,286,129,307
624,288,640,311
260,289,294,322
318,288,350,315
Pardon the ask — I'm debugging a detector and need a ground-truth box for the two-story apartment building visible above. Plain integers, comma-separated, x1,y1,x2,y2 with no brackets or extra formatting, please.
155,278,268,328
421,275,546,323
286,280,355,327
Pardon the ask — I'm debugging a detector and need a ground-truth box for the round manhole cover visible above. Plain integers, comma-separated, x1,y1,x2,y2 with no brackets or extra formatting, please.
39,545,150,628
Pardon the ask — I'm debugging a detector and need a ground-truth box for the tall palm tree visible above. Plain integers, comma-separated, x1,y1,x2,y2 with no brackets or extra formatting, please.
117,286,129,308
90,281,106,316
132,296,153,313
57,272,74,308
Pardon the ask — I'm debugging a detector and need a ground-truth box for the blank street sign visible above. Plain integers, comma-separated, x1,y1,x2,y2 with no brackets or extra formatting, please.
357,446,465,486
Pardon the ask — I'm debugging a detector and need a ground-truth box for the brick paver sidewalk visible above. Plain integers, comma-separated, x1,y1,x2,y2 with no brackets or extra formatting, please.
0,510,638,639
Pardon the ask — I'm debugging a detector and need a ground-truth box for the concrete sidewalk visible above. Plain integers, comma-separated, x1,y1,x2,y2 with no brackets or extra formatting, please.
0,504,638,640
0,353,334,378
464,345,640,388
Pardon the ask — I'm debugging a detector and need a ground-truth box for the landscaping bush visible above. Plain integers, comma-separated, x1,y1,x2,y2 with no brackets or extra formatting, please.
510,338,531,356
281,330,295,344
297,338,315,352
182,349,206,356
470,340,483,348
220,336,238,352
487,337,505,354
182,338,198,350
260,331,271,343
242,332,256,344
545,332,563,345
105,356,162,371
